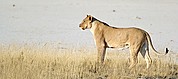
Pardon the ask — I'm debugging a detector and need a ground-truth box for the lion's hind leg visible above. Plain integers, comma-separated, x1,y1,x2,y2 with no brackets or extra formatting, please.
140,42,152,68
129,47,139,69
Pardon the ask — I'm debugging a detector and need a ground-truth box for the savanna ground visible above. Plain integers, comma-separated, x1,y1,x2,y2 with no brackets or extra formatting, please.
0,43,178,79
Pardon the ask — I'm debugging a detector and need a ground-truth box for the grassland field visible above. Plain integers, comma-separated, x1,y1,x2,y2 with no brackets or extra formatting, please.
0,43,178,79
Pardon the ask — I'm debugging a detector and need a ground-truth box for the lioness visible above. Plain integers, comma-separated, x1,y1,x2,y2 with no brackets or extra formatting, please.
79,15,168,69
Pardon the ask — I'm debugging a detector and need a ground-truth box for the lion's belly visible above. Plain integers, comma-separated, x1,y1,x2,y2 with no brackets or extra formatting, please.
107,41,129,49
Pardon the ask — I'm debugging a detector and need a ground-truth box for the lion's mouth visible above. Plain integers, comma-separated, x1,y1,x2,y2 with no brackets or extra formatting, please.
82,28,85,30
80,27,85,30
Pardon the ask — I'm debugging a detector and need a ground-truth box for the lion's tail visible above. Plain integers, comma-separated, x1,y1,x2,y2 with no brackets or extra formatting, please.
146,32,169,55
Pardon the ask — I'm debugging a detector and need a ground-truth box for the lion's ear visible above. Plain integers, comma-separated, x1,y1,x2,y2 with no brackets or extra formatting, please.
87,15,91,16
89,16,92,21
86,15,92,21
87,15,92,21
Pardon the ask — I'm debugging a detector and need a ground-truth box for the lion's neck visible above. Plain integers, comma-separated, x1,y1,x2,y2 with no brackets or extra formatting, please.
90,21,110,35
90,21,98,35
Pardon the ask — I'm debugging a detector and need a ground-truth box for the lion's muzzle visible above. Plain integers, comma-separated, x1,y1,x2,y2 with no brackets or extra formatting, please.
79,24,85,30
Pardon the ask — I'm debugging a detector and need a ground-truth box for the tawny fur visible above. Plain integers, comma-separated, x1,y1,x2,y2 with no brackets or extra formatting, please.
79,15,168,69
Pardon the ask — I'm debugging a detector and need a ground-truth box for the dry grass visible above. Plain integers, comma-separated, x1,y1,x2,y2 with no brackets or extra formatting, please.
0,43,178,79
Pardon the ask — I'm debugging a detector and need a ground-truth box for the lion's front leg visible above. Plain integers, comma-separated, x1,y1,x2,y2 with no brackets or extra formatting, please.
97,46,106,63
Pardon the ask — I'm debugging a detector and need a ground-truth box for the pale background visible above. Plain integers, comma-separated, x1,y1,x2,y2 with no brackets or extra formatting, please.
0,0,178,52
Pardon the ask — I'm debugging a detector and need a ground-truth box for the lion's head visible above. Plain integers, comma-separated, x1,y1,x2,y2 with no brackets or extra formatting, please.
79,15,93,30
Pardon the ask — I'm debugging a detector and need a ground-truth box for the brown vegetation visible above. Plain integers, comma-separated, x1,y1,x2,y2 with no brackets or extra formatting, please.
0,43,177,79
